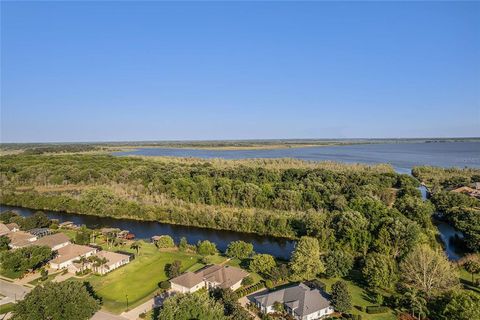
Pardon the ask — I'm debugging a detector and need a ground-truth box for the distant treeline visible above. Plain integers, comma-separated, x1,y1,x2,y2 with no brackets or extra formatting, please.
22,145,98,155
1,155,438,256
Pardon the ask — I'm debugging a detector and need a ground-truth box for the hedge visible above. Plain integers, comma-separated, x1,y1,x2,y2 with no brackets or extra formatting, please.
235,282,265,298
366,306,389,314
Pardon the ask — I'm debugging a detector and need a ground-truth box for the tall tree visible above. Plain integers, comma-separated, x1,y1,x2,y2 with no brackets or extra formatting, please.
331,280,352,313
323,250,354,278
362,252,398,290
130,241,142,255
400,245,458,296
289,236,324,280
249,254,276,276
11,281,100,320
462,255,480,283
430,290,480,320
225,241,254,260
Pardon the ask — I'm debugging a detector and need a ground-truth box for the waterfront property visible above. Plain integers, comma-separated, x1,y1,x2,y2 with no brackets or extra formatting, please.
253,283,334,320
91,250,130,275
32,232,70,250
50,243,97,269
5,230,37,249
170,264,249,293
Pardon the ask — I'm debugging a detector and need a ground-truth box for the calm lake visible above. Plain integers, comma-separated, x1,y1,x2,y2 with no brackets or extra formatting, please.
114,142,480,174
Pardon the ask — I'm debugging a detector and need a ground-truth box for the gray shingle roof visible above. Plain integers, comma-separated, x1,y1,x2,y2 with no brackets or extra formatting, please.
254,283,331,317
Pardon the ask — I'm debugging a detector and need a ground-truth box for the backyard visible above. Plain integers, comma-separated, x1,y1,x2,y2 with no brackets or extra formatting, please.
84,241,213,313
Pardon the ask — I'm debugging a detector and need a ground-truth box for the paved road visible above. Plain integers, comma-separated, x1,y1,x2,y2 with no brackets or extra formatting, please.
120,294,167,320
91,310,127,320
0,280,31,303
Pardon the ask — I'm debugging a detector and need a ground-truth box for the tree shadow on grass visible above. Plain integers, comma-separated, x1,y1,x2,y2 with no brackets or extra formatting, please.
460,278,480,294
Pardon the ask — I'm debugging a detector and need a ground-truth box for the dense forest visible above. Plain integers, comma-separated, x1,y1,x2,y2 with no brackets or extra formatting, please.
0,155,439,254
413,166,480,252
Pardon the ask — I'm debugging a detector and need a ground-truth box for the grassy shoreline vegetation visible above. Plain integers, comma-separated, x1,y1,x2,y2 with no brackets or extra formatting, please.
1,153,411,239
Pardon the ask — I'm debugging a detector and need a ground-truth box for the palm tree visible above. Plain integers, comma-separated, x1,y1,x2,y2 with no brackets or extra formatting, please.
130,241,142,256
78,256,88,272
99,257,109,274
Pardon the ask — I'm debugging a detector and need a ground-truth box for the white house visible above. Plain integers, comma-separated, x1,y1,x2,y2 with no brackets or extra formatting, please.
50,244,97,270
253,283,334,320
170,264,249,293
93,250,130,275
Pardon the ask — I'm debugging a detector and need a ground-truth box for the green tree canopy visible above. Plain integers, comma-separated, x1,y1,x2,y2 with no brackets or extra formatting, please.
362,252,398,290
197,240,218,256
400,245,458,296
225,241,254,260
159,291,227,320
249,254,276,276
289,236,324,280
0,245,52,276
331,280,352,313
322,250,354,278
155,235,175,248
12,281,100,320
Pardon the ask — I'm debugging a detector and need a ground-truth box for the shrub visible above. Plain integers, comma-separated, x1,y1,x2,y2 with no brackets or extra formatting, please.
40,268,48,281
265,279,274,289
366,306,389,314
354,305,364,312
159,281,171,290
242,275,254,286
234,282,265,298
155,235,175,248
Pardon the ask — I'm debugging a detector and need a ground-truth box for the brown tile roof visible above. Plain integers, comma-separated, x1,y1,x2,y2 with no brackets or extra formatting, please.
50,244,96,265
0,223,10,236
33,233,70,249
5,223,19,231
95,251,130,267
170,264,248,289
6,231,37,247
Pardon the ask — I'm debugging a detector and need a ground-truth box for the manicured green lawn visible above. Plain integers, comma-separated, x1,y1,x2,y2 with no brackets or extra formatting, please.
319,275,396,320
85,242,203,313
28,272,59,285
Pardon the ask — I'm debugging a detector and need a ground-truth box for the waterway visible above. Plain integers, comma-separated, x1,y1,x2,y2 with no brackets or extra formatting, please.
0,205,296,260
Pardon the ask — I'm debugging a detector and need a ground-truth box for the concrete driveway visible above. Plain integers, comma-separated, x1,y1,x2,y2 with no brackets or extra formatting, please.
0,280,31,304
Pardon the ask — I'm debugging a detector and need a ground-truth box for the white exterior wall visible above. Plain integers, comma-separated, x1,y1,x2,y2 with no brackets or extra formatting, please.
171,282,205,293
229,280,243,291
50,250,95,270
301,307,335,320
98,258,130,275
51,242,70,251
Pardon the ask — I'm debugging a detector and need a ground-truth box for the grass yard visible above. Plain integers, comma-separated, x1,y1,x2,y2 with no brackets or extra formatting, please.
0,303,15,314
85,242,203,313
319,274,396,320
28,272,60,285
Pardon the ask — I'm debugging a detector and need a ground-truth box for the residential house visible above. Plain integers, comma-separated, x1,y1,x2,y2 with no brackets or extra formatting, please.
92,250,130,275
32,232,71,251
253,283,334,320
0,223,11,236
170,264,249,293
5,223,19,233
50,244,97,270
6,231,38,249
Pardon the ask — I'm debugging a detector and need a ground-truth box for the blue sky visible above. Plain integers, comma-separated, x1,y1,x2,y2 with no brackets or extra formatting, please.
1,1,479,143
